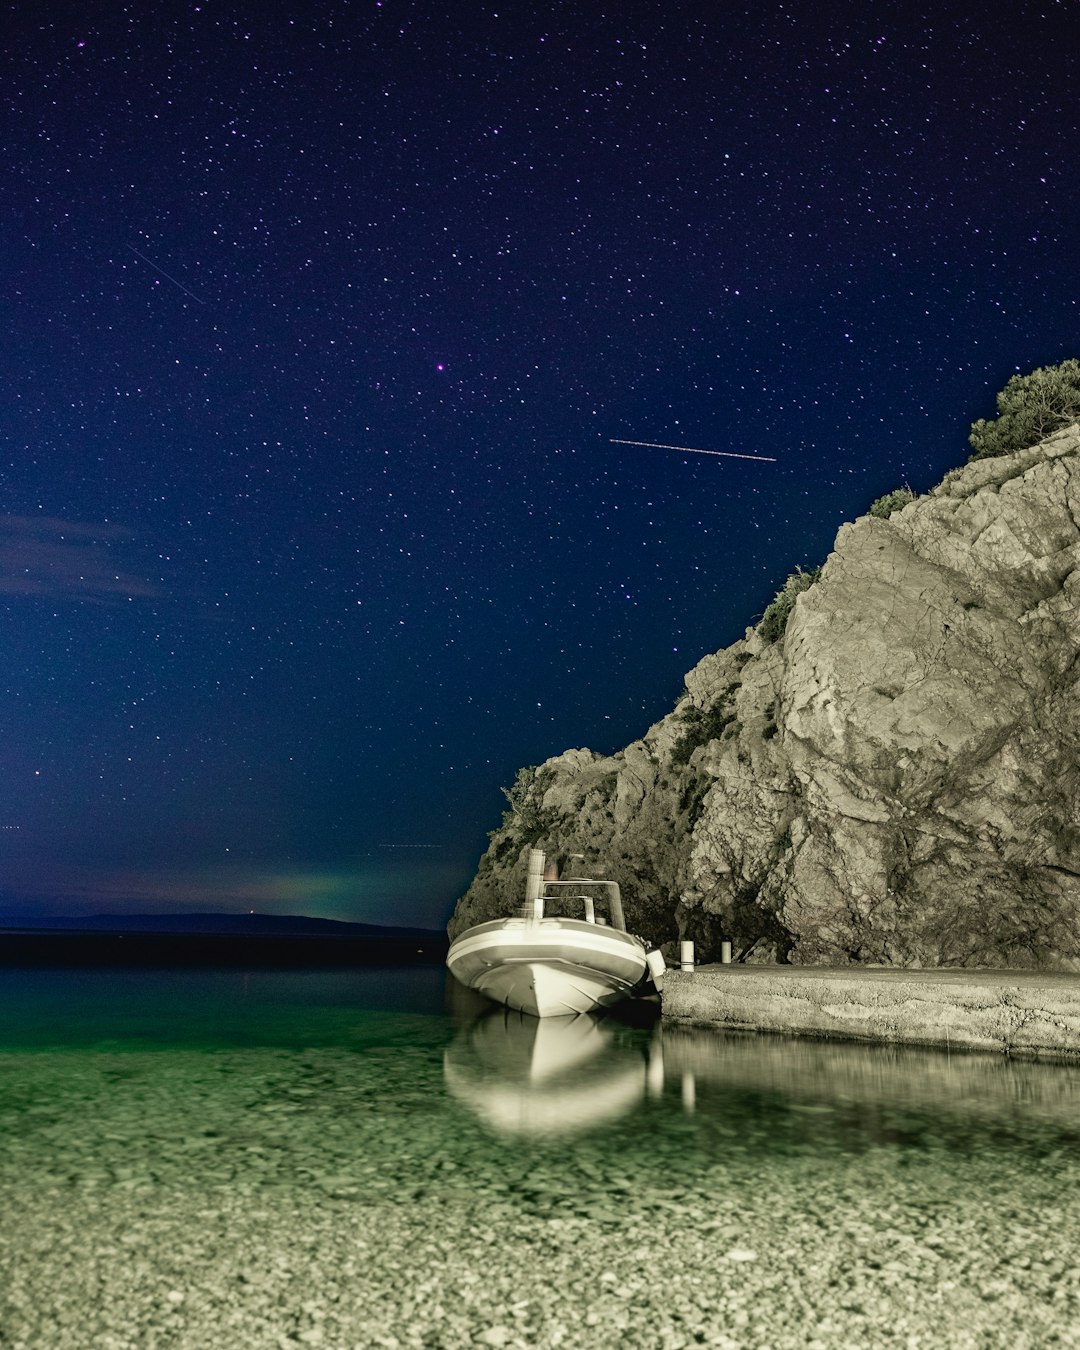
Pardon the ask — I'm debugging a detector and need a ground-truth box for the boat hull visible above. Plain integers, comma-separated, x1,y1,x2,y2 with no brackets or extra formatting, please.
446,918,648,1017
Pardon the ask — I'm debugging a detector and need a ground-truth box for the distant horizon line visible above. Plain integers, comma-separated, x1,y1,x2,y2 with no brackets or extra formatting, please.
0,908,446,931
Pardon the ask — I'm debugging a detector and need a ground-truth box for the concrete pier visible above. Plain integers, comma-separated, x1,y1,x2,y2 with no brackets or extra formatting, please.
661,964,1080,1060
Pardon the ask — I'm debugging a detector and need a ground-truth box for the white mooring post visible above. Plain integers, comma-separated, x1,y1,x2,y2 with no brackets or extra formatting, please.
679,939,695,972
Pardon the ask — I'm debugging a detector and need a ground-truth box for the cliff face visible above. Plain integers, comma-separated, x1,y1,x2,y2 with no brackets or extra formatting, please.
450,426,1080,969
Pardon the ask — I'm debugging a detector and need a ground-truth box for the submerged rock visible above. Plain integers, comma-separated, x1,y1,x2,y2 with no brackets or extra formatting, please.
449,425,1080,970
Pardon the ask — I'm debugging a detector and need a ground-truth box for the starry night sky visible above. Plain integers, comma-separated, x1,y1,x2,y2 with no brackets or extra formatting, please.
2,1,1078,927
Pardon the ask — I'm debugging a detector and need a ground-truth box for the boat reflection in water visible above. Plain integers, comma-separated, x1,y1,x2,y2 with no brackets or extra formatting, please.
444,1006,656,1138
446,994,1080,1151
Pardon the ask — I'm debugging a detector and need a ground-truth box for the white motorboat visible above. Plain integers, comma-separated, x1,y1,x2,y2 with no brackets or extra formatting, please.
446,849,663,1017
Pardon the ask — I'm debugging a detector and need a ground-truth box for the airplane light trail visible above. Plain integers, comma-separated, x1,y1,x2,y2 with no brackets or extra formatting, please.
610,438,776,463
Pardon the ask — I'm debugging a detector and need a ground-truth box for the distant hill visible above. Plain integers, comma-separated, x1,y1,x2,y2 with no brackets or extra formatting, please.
0,913,443,940
0,911,448,968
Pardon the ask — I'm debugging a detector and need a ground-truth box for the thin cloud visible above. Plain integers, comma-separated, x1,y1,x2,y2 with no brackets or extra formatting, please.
0,864,340,915
0,515,161,600
0,860,460,926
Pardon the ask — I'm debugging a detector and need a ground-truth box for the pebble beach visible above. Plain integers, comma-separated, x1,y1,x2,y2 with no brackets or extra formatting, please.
6,1159,1080,1350
4,1001,1080,1350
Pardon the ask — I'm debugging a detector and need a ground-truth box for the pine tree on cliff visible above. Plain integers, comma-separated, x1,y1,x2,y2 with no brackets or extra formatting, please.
968,358,1080,460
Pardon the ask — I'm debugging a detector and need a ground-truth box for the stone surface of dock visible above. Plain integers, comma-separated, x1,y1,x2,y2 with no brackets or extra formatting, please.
661,964,1080,1059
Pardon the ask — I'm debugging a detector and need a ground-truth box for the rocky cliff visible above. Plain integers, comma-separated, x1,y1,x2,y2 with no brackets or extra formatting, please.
449,425,1080,969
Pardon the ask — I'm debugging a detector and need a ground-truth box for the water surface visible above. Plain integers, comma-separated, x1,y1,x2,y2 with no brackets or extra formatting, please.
2,964,1079,1347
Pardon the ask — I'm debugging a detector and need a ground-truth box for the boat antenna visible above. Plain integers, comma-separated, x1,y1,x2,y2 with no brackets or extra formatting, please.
524,848,546,920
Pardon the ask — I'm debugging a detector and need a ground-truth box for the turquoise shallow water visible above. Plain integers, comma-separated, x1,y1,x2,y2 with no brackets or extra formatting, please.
2,965,1080,1348
0,965,451,1050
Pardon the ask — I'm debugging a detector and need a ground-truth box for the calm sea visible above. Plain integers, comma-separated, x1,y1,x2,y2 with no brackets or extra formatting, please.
2,964,1080,1347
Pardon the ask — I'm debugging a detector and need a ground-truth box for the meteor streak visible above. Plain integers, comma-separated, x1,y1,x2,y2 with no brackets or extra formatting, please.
610,438,776,463
127,246,207,304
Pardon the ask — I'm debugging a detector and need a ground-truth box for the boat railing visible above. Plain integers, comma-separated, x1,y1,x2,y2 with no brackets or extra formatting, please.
522,847,628,931
539,879,627,931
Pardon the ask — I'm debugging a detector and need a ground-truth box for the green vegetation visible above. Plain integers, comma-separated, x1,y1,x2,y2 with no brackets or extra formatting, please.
869,485,916,518
671,682,740,765
968,358,1080,461
758,566,821,645
489,765,559,855
677,772,711,824
594,771,619,805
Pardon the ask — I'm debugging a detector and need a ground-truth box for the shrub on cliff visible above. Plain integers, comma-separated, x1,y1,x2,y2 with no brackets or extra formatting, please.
968,358,1080,460
489,765,559,851
671,686,739,765
758,566,821,644
869,485,915,518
